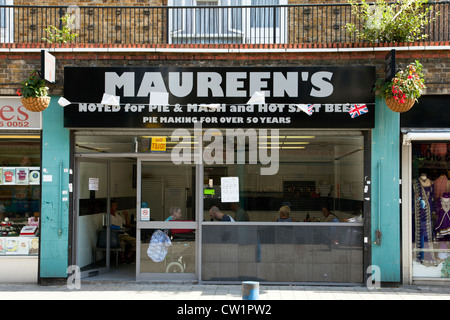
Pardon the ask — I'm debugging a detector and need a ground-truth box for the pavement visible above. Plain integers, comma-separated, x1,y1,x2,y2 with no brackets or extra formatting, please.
1,281,450,300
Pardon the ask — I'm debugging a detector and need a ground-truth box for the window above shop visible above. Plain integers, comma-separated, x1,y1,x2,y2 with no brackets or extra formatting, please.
168,0,287,44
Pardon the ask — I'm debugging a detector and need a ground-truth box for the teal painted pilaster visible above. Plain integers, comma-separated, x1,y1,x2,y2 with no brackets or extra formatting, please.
371,98,401,283
40,96,70,279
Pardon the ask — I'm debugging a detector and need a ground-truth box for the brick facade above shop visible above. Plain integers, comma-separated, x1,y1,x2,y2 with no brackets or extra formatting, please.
0,42,449,96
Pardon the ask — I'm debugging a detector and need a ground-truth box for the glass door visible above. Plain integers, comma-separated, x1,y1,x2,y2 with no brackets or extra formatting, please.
75,159,111,278
136,158,198,281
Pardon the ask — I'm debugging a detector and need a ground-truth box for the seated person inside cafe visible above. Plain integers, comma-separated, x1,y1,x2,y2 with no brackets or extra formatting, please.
274,205,295,222
209,206,235,222
231,202,249,221
110,200,136,264
165,206,182,222
322,206,340,222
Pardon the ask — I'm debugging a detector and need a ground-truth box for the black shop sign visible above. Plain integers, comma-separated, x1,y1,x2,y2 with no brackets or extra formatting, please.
63,66,375,129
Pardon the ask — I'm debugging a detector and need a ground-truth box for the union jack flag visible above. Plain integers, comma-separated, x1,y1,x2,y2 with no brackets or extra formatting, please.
348,104,368,118
297,104,314,116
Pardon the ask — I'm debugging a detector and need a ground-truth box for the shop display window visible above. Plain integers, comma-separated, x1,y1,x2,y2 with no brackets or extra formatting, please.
76,131,366,223
412,142,450,278
200,130,365,282
0,135,40,256
201,130,365,223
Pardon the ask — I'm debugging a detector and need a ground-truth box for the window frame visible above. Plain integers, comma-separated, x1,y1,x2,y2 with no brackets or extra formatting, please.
167,0,287,44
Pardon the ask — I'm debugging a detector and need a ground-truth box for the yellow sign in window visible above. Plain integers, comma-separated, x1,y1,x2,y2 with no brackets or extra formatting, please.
151,137,166,153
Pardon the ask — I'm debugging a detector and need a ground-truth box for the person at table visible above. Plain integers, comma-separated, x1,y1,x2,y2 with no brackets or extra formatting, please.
322,206,340,222
110,200,136,264
165,206,182,222
231,202,249,221
274,205,295,222
209,206,235,222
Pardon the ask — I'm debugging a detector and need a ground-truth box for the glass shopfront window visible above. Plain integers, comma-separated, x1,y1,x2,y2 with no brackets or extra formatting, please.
201,129,365,283
74,130,367,283
411,142,450,278
202,130,365,223
0,134,40,256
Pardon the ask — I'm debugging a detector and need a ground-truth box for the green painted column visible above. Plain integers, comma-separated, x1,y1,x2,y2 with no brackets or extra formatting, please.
371,98,401,283
39,96,70,280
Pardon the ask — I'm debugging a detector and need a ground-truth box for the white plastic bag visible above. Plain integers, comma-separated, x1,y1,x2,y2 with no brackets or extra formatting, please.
147,230,172,262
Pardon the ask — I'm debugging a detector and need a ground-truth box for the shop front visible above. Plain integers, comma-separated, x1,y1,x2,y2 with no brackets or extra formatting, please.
0,97,41,282
401,95,450,285
64,65,375,284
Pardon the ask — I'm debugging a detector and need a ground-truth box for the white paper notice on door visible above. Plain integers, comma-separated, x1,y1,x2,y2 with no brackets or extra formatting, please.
221,177,239,203
89,177,99,191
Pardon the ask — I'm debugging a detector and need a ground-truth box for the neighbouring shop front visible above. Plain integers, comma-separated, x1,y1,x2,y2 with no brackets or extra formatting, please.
401,95,450,285
0,97,41,282
64,66,375,284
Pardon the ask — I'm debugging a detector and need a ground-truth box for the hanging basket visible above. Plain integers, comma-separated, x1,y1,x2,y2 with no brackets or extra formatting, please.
385,96,415,113
21,96,51,112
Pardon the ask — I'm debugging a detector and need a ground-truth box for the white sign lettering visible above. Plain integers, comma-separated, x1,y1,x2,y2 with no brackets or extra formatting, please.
104,71,334,99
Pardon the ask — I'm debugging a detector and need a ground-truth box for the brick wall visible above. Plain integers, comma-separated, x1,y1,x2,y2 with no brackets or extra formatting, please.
0,43,448,96
12,1,166,44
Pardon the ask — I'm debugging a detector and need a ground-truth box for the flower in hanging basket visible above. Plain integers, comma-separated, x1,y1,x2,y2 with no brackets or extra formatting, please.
17,70,50,112
375,60,426,112
18,70,49,98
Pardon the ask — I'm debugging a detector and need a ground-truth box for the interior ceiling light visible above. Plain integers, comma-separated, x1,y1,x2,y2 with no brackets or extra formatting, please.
166,141,198,144
0,135,40,139
285,136,316,139
283,142,310,145
259,136,286,139
258,142,282,145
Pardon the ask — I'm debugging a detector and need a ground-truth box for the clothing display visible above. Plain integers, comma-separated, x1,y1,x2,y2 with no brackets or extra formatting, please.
431,143,448,156
434,174,449,200
412,143,450,280
412,177,439,266
435,193,450,240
